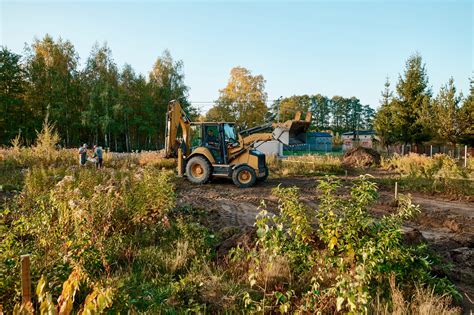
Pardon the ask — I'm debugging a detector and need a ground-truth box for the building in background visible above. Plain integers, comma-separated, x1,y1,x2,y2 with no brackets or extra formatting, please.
254,132,335,156
305,132,333,151
342,130,378,151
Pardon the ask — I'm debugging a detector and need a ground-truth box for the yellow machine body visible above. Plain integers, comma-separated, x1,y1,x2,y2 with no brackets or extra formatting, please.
165,100,311,187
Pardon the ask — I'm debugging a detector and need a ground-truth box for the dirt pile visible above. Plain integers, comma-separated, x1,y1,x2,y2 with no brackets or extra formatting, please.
343,147,381,167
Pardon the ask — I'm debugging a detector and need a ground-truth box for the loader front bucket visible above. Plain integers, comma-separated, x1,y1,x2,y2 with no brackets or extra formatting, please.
272,112,311,146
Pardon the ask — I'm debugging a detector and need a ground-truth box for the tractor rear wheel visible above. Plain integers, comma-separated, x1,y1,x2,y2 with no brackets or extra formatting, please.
186,156,211,184
232,165,257,188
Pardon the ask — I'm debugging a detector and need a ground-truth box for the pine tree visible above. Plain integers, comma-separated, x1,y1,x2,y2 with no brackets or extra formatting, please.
311,94,331,130
391,54,432,145
432,78,463,145
374,78,397,150
458,77,474,145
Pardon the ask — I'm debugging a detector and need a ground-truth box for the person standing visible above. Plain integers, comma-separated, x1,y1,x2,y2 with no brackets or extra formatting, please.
78,144,88,166
93,145,103,169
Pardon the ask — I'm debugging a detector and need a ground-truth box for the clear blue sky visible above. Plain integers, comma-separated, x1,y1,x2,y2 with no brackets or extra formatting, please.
1,0,472,113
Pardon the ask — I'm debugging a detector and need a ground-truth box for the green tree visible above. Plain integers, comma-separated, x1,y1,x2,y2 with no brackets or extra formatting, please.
330,96,348,134
361,105,375,130
279,95,311,122
0,47,25,144
432,78,464,145
346,97,363,132
268,96,282,122
81,43,119,147
148,50,191,148
457,77,474,146
391,54,432,145
208,67,268,128
116,64,142,151
374,78,397,150
311,94,331,130
24,35,82,146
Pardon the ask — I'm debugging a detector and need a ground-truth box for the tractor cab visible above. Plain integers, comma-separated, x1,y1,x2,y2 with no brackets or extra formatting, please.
189,122,238,165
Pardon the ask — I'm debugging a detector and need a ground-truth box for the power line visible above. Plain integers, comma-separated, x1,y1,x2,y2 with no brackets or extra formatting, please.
189,100,280,104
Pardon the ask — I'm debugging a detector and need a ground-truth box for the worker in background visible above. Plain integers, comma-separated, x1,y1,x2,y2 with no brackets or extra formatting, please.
78,144,88,166
92,144,103,169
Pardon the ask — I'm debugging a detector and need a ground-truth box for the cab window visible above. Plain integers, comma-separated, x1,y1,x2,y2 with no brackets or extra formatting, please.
190,125,202,149
224,124,236,141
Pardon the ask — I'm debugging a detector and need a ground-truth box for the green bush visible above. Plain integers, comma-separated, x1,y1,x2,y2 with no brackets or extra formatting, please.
229,176,460,313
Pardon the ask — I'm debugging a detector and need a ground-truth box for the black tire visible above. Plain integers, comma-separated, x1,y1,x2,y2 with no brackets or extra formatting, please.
257,166,269,182
232,165,257,188
186,156,211,185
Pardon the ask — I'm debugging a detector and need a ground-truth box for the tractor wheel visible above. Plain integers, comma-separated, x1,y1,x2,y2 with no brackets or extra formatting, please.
186,156,211,185
232,165,257,188
257,166,269,182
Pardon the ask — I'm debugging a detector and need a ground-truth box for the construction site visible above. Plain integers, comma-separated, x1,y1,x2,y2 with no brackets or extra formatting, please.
1,1,472,313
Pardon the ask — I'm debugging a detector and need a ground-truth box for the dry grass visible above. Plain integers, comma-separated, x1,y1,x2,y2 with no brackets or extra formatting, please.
381,153,471,179
137,151,176,168
268,154,344,176
379,153,473,197
371,276,461,315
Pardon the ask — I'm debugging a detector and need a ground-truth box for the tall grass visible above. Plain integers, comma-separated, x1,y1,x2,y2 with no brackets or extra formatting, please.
381,153,473,197
0,123,175,193
382,153,474,198
268,154,344,176
0,126,208,313
382,153,470,178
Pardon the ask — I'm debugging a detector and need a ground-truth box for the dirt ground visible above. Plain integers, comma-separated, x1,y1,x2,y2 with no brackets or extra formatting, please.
176,175,474,313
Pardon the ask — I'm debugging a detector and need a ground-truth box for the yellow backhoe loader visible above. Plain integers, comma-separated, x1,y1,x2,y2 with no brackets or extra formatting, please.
164,100,311,187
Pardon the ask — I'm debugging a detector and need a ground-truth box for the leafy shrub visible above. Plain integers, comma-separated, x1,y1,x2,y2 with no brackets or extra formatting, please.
229,176,460,313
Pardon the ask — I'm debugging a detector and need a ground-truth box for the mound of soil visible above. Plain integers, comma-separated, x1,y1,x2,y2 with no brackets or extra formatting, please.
343,147,381,167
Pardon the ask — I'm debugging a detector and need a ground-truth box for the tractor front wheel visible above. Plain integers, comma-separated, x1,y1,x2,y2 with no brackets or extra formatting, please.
232,165,257,188
186,156,211,185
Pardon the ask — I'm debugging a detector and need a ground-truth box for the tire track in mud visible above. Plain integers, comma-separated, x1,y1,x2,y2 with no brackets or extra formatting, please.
176,177,319,229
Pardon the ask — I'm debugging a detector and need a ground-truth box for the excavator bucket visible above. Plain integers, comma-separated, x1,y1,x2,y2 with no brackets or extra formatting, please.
272,112,311,145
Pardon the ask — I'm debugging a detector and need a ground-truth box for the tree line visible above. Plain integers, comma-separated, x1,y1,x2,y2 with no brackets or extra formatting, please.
274,94,374,134
1,35,375,151
0,35,192,151
374,54,473,149
2,35,471,151
205,67,375,135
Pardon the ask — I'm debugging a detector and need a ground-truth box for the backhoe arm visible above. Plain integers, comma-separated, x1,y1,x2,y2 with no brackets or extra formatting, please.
164,100,192,158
